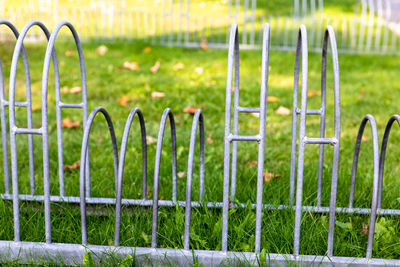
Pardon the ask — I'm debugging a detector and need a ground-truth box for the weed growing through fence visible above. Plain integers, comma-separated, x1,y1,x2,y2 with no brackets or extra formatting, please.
0,36,399,264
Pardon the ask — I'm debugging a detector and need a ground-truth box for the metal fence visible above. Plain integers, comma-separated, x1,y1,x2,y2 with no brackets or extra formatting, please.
0,19,400,266
1,0,400,55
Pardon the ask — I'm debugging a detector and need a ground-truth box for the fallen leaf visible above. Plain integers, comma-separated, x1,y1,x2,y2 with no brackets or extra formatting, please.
62,118,80,129
64,160,80,171
362,135,368,141
360,89,365,95
247,160,257,167
173,62,184,71
119,96,130,106
150,61,160,73
65,49,73,57
146,136,157,145
151,91,165,98
251,113,259,118
61,86,69,93
69,86,82,94
183,106,198,114
143,46,151,53
267,96,279,102
307,90,321,97
264,172,281,183
123,61,139,71
96,139,104,143
96,45,108,56
361,223,369,235
207,133,213,144
32,105,41,111
200,39,208,50
160,196,165,200
275,106,290,115
195,67,203,75
60,60,65,66
178,171,185,178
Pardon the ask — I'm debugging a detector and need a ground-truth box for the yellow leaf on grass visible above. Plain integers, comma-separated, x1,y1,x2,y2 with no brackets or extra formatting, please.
362,135,368,141
183,106,198,114
275,106,290,115
200,39,208,50
307,90,321,97
143,46,151,53
32,105,41,111
64,160,80,171
65,49,73,57
207,133,213,144
119,96,130,106
267,96,279,102
173,62,184,71
123,61,139,71
62,118,80,129
96,45,108,56
69,86,82,94
146,136,157,145
150,61,160,73
151,91,165,98
251,113,259,118
264,172,281,183
178,171,185,178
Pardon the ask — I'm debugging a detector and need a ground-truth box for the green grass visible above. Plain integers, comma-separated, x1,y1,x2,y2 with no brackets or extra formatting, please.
0,36,400,265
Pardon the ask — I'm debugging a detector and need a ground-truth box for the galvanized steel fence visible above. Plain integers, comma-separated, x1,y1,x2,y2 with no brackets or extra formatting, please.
0,19,399,266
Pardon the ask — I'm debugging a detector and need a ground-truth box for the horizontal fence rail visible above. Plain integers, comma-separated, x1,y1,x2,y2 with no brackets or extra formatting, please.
0,20,399,266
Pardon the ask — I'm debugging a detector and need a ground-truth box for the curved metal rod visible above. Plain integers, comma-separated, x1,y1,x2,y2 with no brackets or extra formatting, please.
0,20,33,195
377,115,400,209
79,107,119,245
151,108,177,248
222,23,239,253
322,25,341,257
114,107,147,246
183,109,205,250
292,24,308,257
43,20,89,198
9,20,60,243
348,115,379,258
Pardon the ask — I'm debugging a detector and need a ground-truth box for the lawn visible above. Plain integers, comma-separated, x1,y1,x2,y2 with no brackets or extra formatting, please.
0,29,400,264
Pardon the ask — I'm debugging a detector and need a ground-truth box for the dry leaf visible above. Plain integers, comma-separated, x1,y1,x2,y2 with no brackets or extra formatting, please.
264,172,281,183
247,160,257,167
151,91,165,98
160,196,165,200
178,171,185,178
207,133,213,144
62,118,80,129
362,135,368,141
360,89,365,95
32,105,41,111
361,223,369,235
307,90,321,97
123,61,139,71
64,160,80,171
251,113,259,118
150,61,160,73
146,136,157,145
183,106,198,114
69,86,82,94
173,62,184,71
96,45,108,56
96,139,104,143
275,106,290,115
143,46,151,53
195,67,203,75
65,49,73,57
60,60,65,66
61,86,69,93
267,96,279,102
200,39,208,50
119,96,130,106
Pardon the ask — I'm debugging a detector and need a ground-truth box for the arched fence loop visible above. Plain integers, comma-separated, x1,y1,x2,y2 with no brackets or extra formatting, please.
0,20,34,196
2,20,400,266
9,20,60,243
183,109,205,250
348,114,380,259
151,108,177,248
114,107,147,246
45,20,89,198
79,106,119,245
378,114,400,209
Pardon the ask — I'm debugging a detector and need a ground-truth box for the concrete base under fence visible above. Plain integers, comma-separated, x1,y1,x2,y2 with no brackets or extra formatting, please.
0,241,399,266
